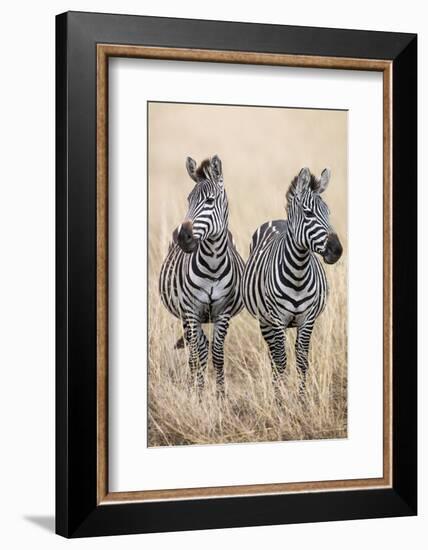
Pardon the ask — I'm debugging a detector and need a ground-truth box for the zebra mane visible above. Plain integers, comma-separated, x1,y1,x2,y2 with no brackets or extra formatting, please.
195,159,212,179
286,171,321,204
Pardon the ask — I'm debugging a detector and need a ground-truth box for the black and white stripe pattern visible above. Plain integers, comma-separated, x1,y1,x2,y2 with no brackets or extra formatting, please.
242,167,343,393
159,155,244,395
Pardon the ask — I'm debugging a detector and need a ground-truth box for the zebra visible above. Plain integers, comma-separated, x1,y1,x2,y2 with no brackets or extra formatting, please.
159,155,244,396
242,167,343,395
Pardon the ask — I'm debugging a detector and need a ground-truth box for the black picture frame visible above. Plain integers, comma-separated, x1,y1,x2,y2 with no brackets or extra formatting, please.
56,11,417,538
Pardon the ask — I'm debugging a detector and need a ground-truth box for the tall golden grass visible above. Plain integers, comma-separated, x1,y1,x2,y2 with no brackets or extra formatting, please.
148,102,347,447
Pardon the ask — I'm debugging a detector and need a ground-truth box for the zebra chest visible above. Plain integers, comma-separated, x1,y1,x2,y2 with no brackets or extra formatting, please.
266,258,327,320
191,276,230,306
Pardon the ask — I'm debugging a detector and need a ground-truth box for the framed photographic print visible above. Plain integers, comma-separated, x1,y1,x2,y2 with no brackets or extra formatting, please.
56,11,417,538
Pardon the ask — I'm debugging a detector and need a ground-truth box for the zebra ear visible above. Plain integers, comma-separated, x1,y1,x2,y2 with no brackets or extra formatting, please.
317,168,331,194
210,155,223,186
186,157,198,181
295,167,311,200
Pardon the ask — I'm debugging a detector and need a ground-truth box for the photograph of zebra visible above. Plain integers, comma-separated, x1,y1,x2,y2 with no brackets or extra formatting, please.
159,155,245,398
148,101,347,447
242,167,343,398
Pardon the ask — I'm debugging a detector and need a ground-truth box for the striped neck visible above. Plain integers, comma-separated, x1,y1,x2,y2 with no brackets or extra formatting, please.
195,224,229,273
277,229,312,287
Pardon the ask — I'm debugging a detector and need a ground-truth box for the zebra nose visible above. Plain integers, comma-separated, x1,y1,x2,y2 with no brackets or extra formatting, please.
177,221,197,253
323,233,343,264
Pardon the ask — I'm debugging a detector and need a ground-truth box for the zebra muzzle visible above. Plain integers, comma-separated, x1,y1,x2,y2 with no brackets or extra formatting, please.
177,220,198,253
322,233,343,264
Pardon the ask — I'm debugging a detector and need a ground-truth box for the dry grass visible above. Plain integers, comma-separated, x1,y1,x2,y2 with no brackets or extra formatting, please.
147,102,348,447
148,262,347,447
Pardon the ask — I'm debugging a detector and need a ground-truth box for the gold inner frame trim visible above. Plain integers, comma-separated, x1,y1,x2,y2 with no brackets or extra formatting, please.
96,44,393,505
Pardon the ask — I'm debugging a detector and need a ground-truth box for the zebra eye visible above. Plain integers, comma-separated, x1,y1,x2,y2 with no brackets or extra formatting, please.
303,208,315,218
205,197,215,205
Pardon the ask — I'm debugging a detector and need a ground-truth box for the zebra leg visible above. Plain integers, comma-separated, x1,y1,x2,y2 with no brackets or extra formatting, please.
295,320,314,394
212,316,230,398
183,320,208,393
260,322,287,394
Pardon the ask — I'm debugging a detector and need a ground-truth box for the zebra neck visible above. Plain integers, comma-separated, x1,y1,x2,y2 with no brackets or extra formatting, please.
196,227,229,270
278,230,312,284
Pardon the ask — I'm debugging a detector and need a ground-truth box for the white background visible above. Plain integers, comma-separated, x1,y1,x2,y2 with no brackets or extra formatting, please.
0,1,425,548
110,60,383,492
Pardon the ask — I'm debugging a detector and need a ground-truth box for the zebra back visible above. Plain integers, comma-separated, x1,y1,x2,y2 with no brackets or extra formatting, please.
250,219,288,253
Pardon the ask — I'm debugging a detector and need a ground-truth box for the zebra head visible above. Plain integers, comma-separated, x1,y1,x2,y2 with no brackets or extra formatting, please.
176,155,229,253
287,167,343,264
